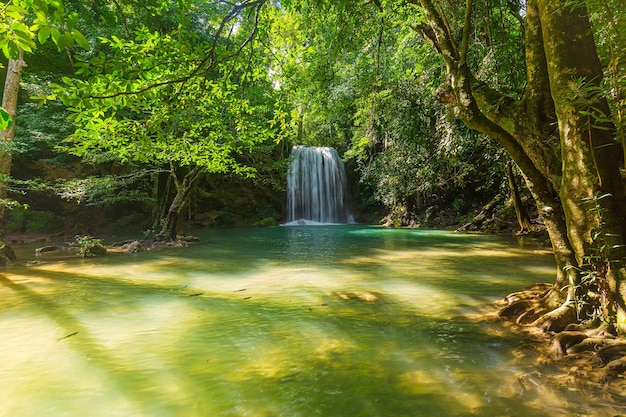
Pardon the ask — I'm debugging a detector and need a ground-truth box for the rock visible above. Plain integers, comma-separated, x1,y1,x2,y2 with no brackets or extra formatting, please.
256,217,279,227
176,235,200,242
120,240,145,253
84,243,107,257
35,246,61,255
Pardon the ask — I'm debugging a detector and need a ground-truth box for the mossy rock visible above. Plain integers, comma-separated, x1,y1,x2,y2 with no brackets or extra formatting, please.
256,217,279,227
81,242,108,257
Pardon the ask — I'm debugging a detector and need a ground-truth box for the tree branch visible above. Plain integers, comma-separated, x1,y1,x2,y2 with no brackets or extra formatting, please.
459,0,473,65
89,0,267,101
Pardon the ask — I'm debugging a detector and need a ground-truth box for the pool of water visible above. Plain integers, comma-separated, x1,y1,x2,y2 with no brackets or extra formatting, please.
0,226,620,416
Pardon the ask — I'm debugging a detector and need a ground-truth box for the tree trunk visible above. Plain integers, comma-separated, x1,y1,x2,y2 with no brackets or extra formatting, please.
0,51,25,222
159,166,204,239
0,51,25,264
536,0,626,332
417,0,578,294
505,161,532,234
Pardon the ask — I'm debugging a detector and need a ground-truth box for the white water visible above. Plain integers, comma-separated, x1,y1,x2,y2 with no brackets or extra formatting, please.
284,146,354,225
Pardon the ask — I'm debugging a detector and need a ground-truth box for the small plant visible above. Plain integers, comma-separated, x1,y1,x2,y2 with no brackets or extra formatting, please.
67,235,107,258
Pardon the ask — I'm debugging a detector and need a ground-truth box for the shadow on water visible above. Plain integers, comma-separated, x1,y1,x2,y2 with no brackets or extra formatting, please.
0,269,224,416
1,226,623,416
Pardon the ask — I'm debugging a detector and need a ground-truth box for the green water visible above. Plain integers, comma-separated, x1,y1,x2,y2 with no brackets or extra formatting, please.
0,226,620,416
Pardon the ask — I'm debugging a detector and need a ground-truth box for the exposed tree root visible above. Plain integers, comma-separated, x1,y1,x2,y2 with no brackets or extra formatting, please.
497,283,626,393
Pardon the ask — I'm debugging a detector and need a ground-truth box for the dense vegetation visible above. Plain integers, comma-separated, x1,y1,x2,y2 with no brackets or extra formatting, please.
2,0,626,386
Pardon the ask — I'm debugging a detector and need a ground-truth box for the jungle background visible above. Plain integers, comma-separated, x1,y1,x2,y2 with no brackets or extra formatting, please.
1,0,553,239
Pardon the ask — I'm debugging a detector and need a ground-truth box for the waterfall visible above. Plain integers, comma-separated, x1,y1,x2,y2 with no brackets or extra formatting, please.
284,146,354,225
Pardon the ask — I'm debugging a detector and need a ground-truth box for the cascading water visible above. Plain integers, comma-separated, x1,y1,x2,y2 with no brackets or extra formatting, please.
284,145,354,225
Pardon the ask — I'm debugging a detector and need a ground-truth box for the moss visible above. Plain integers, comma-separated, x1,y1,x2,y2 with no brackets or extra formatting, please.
256,217,279,227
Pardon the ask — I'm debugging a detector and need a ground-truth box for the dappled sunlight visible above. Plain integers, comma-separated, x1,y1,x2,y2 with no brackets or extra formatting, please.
397,369,483,412
2,226,618,416
31,257,193,283
80,298,202,353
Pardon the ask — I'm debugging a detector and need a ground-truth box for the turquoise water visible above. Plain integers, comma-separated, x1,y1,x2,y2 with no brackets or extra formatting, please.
0,226,619,416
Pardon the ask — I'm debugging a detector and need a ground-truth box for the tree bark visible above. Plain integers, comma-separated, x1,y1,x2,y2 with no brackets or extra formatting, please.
536,0,626,333
417,0,578,294
0,50,25,222
0,50,25,264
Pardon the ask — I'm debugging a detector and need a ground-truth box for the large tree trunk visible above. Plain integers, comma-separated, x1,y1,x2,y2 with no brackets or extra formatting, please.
417,0,577,298
505,161,532,234
537,0,626,332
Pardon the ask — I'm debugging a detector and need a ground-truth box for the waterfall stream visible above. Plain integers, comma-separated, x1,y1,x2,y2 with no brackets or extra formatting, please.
284,146,354,225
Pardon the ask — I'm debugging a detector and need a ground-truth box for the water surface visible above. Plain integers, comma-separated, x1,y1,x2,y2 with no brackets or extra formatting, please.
0,226,619,416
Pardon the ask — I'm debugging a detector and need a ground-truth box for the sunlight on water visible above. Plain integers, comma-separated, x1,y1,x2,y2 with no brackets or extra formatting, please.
0,226,621,416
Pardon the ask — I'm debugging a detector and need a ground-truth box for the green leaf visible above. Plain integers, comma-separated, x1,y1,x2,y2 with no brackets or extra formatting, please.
71,29,90,50
1,41,20,59
57,32,74,50
67,12,79,29
38,26,51,44
50,27,61,44
33,0,49,14
0,108,13,130
5,4,28,20
14,29,37,52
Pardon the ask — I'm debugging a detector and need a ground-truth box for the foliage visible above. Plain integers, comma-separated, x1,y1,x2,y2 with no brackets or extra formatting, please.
0,107,12,129
0,173,49,202
38,1,278,177
273,0,508,222
55,172,155,206
0,0,89,60
66,234,107,257
11,73,75,162
3,205,64,233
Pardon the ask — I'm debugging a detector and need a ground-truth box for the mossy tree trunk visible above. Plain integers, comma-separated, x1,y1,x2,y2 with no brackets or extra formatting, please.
536,0,626,331
415,0,625,332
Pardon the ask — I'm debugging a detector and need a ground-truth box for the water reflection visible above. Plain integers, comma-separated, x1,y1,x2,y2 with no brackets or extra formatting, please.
0,226,621,416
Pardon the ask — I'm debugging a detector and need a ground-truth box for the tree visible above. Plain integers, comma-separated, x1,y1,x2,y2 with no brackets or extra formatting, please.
44,0,280,238
0,0,89,179
0,0,89,264
0,49,24,221
396,0,626,363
